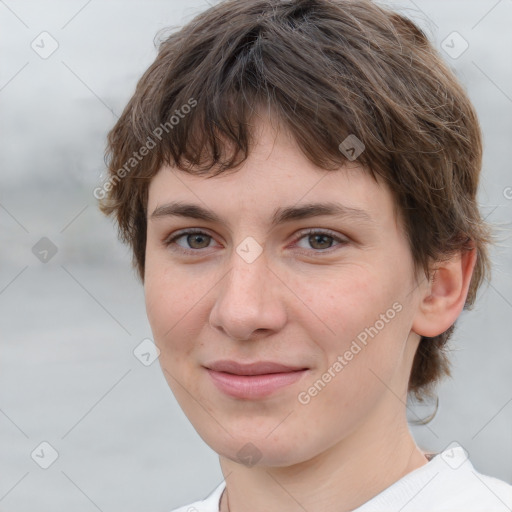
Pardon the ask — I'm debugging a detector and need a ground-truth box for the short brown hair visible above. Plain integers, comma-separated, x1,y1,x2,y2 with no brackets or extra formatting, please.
99,0,492,400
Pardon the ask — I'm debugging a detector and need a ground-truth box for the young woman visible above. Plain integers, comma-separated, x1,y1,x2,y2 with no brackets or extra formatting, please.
98,0,512,510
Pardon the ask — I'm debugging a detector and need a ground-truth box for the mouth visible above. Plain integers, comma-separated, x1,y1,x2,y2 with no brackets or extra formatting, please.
203,360,309,399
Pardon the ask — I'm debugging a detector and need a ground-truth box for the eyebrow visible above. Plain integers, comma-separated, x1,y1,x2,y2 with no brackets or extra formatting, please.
150,201,373,227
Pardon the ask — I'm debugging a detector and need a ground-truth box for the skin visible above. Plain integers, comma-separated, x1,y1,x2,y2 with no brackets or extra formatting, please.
144,114,476,512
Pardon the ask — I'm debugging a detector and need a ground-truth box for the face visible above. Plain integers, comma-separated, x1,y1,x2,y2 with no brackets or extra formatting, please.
144,117,424,468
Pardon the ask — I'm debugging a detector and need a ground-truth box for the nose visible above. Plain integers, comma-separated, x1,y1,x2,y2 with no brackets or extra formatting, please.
209,250,287,341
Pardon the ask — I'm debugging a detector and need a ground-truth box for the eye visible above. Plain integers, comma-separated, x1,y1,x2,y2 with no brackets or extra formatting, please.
163,228,348,255
164,229,216,253
294,229,348,253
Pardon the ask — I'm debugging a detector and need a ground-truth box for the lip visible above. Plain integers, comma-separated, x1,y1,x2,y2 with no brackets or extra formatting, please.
205,360,307,375
204,360,309,399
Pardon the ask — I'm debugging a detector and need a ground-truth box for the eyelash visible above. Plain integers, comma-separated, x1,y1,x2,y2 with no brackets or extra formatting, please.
163,228,348,255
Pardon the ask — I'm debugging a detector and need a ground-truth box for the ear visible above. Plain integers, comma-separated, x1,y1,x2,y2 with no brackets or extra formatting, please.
412,246,477,338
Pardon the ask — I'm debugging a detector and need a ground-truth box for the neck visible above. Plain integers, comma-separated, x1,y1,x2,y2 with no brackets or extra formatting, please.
219,403,428,512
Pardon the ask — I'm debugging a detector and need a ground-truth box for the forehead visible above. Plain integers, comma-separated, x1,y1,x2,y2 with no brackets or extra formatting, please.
147,118,398,229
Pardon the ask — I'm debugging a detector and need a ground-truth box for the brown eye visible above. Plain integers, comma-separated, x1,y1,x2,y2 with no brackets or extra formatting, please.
308,233,334,250
164,230,215,252
184,233,212,249
295,229,348,253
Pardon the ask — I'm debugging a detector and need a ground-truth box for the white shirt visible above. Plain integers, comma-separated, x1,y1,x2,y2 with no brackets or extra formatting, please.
168,444,512,512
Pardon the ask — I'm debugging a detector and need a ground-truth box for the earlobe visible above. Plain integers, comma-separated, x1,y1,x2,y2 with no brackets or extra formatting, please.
412,246,477,338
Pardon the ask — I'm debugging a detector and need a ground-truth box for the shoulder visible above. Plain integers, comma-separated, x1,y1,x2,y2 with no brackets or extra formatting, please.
435,463,512,510
168,481,226,512
427,446,512,510
357,446,512,511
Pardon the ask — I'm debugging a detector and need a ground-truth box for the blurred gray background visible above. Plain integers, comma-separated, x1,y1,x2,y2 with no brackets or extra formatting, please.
0,0,511,511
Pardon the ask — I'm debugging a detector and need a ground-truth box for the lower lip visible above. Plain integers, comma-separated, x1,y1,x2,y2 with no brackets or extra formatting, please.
206,368,308,399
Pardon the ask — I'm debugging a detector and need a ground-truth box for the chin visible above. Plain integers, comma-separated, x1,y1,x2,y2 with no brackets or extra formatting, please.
196,423,321,468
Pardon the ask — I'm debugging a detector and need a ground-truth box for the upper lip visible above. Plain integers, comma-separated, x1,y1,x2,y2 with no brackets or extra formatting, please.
205,360,307,376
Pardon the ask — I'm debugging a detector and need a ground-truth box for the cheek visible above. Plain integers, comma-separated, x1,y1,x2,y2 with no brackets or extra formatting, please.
292,267,410,395
144,262,200,355
289,265,399,345
144,268,206,405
